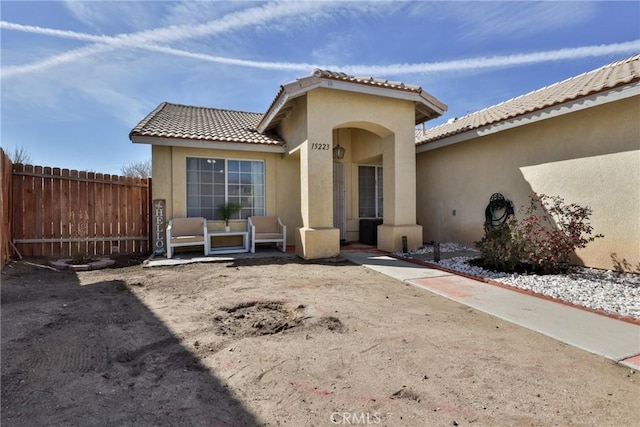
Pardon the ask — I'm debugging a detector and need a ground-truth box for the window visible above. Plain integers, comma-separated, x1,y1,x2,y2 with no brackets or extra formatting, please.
358,165,383,218
186,158,265,220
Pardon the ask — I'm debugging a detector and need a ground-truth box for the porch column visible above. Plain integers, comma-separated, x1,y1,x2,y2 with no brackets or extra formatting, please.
377,129,423,252
295,130,340,260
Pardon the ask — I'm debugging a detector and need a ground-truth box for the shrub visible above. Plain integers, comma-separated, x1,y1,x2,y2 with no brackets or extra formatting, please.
475,216,522,272
69,210,92,265
476,193,603,274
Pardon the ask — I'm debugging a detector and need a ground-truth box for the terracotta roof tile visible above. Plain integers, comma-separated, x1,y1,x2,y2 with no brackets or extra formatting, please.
312,69,423,92
129,102,283,145
417,54,640,145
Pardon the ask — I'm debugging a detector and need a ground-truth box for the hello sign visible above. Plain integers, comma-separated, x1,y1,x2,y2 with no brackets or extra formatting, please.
153,199,166,255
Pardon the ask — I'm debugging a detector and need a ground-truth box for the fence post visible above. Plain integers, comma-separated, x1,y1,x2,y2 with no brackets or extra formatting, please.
0,149,14,268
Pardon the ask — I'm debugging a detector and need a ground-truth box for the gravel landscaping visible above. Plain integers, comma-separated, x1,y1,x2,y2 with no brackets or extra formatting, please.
398,243,640,321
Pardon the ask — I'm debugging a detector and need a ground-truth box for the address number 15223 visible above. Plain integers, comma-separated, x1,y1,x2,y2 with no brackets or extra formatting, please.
311,143,330,150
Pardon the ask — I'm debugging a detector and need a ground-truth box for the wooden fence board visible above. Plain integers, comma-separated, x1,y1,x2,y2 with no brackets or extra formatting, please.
104,174,113,253
42,166,53,257
60,169,71,257
94,173,105,255
141,177,150,253
21,165,36,257
12,164,24,249
68,170,79,258
78,171,89,257
117,176,127,254
126,177,135,254
111,175,120,253
51,167,62,257
86,172,96,256
33,166,44,256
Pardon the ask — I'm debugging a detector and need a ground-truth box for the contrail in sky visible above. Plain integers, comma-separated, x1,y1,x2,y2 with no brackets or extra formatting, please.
2,12,639,78
1,1,342,77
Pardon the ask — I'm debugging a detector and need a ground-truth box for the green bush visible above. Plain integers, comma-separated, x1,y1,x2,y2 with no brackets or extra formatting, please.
475,194,603,274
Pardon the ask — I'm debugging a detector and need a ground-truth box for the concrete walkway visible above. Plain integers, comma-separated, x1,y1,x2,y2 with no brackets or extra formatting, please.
341,250,640,371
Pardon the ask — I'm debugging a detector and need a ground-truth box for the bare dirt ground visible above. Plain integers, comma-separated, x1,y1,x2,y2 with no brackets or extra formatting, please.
2,254,638,426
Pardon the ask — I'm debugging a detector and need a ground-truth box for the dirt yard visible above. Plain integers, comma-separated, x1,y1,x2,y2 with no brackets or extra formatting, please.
1,255,638,426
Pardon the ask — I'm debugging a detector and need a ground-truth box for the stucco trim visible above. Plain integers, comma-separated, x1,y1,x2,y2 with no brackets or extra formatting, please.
131,135,287,154
416,82,640,154
316,80,446,115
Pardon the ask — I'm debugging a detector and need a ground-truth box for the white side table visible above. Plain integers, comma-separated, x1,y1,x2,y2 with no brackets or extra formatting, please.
208,231,249,254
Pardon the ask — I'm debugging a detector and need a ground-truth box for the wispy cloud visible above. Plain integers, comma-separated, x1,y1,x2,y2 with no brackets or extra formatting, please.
64,0,159,33
2,0,639,81
339,41,640,76
1,1,350,78
111,40,640,76
3,15,638,79
450,2,596,41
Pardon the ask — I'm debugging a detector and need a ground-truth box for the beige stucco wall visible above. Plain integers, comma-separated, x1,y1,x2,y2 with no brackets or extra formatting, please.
274,151,302,243
416,96,640,270
279,96,308,153
151,144,296,242
152,86,429,257
301,88,422,253
152,145,173,217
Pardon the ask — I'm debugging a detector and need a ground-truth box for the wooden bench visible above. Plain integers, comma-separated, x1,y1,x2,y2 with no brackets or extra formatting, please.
248,216,287,253
166,217,208,258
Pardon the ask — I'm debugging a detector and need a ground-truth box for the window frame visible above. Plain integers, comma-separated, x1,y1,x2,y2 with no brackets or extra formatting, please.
185,156,265,221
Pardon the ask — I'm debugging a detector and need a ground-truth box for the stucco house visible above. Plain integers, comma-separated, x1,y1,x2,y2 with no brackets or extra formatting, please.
130,54,639,270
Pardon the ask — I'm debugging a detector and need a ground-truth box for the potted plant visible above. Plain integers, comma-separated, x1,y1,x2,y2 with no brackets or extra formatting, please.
217,202,241,232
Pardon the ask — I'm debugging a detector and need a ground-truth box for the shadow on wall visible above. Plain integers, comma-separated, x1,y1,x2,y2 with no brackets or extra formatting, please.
519,152,639,271
0,263,259,426
610,252,640,273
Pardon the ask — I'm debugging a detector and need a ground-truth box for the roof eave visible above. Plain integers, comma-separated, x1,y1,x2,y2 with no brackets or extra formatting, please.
257,76,447,132
131,134,286,153
416,81,640,153
257,77,323,133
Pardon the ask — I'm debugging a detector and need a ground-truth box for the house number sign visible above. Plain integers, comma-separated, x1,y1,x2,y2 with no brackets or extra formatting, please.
311,142,330,150
153,199,166,255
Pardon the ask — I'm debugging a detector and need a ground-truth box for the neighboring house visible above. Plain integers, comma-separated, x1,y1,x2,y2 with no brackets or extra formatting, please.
415,54,639,270
131,55,639,270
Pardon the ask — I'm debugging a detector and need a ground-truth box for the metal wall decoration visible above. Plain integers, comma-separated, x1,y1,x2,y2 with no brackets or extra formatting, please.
483,193,514,233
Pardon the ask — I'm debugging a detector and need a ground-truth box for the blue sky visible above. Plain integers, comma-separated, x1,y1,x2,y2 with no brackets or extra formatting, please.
2,1,639,175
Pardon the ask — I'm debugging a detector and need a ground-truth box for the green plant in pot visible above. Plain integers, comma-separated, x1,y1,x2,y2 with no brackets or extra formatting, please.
217,202,241,232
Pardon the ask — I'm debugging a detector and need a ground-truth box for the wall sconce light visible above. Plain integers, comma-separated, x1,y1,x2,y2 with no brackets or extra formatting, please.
333,130,345,160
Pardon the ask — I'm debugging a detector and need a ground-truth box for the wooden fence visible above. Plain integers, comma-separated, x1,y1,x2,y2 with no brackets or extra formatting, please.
2,149,150,266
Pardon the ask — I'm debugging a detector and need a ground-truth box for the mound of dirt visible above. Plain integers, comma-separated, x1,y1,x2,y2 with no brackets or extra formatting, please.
213,301,345,337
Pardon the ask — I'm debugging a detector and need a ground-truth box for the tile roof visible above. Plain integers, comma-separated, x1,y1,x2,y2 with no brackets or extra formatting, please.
258,69,447,131
129,102,283,145
312,69,424,93
416,54,640,146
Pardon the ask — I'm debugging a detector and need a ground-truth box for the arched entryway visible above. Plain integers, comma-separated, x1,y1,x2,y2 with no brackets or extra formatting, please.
330,122,422,252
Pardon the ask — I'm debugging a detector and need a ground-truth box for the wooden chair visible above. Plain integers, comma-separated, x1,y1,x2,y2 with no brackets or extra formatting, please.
247,216,287,253
166,217,208,258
